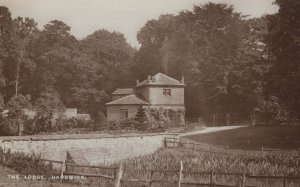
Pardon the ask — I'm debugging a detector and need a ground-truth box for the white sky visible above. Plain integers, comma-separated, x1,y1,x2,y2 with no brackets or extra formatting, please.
1,0,278,47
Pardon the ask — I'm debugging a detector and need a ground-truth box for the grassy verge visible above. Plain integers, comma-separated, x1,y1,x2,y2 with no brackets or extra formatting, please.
185,125,300,149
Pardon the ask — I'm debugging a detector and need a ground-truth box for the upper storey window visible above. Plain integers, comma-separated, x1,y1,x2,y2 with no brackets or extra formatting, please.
163,89,171,96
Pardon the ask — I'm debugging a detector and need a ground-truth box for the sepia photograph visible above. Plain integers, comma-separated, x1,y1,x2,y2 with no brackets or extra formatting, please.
0,0,299,186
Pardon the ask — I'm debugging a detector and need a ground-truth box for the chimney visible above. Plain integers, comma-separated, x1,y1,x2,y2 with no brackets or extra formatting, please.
181,75,185,84
136,80,140,86
147,75,151,83
152,76,156,83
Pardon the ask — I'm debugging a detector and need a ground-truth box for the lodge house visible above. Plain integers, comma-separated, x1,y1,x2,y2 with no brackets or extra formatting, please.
105,73,186,125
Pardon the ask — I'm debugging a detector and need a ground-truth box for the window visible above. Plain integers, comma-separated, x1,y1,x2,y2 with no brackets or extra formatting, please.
120,109,128,119
163,89,171,96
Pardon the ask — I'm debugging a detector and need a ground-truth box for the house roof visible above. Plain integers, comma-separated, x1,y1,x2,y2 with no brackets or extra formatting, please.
105,94,149,105
136,72,185,87
112,88,133,95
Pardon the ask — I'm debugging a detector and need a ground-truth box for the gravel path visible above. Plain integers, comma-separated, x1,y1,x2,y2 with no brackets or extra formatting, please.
179,126,246,137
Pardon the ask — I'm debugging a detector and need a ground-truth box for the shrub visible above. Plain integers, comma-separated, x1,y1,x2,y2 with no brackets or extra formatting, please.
110,118,136,130
134,105,149,131
94,111,107,130
257,96,288,125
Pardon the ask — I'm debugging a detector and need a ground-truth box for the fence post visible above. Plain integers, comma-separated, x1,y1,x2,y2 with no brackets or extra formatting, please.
283,176,286,187
186,140,189,149
149,170,153,187
31,153,35,167
213,113,216,126
173,137,176,149
210,170,214,186
241,173,246,187
261,146,264,154
60,151,67,182
226,145,228,155
60,159,66,182
163,137,167,148
178,161,183,187
115,162,124,187
193,142,196,153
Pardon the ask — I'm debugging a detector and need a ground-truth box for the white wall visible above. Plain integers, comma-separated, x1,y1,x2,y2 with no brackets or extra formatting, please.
0,134,177,165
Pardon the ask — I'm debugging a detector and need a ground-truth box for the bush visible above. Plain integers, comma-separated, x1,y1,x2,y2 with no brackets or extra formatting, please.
110,118,136,130
134,105,149,131
0,148,56,175
257,96,288,125
94,111,107,131
22,118,38,135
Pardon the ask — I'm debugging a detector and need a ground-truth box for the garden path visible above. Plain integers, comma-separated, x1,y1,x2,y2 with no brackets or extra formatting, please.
179,125,246,137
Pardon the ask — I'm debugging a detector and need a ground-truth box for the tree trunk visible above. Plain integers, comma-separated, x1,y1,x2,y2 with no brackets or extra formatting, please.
226,113,230,126
15,51,24,97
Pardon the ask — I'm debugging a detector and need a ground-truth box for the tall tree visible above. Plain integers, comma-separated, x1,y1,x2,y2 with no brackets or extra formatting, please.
10,17,38,96
0,6,13,98
133,3,262,117
266,0,300,119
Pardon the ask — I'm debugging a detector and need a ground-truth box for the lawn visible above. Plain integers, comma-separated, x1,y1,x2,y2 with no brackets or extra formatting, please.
184,125,300,149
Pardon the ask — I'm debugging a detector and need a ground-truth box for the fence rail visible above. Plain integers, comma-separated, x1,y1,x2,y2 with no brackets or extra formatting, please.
60,160,300,187
164,137,300,155
1,142,300,187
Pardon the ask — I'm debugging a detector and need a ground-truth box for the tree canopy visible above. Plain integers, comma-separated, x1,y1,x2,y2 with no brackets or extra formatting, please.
0,1,298,124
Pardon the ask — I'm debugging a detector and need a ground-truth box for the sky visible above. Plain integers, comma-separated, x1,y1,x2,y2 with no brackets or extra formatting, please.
1,0,278,47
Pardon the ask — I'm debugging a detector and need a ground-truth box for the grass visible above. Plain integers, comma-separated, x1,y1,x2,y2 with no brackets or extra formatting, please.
64,147,300,187
119,148,300,187
185,125,300,149
1,145,300,186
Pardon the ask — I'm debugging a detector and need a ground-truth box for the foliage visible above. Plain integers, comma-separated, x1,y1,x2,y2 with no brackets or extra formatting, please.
109,118,136,130
4,94,31,135
72,88,108,119
93,111,107,131
0,7,134,119
0,2,298,126
256,96,287,125
132,3,270,118
266,0,300,120
134,105,148,131
119,148,300,186
0,147,57,175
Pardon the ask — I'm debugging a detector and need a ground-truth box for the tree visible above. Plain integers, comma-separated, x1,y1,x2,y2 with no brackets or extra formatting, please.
94,111,107,131
5,94,31,135
133,2,263,119
80,30,135,93
34,89,65,131
0,6,13,98
72,88,108,119
266,0,300,120
256,96,287,125
10,17,38,96
134,105,148,131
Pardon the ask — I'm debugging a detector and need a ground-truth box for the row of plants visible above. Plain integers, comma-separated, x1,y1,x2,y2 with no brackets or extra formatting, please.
0,147,58,175
56,147,300,187
1,145,299,186
118,148,300,187
109,106,186,132
0,115,94,136
121,148,300,176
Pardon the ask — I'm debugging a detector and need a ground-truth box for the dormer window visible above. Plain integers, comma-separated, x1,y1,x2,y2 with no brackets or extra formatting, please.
163,89,171,96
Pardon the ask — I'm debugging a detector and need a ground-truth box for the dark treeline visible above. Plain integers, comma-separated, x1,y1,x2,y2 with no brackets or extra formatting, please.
0,0,299,127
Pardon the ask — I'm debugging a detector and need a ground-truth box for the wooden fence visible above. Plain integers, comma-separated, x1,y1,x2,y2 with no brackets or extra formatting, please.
60,159,299,187
1,146,300,187
164,137,300,155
